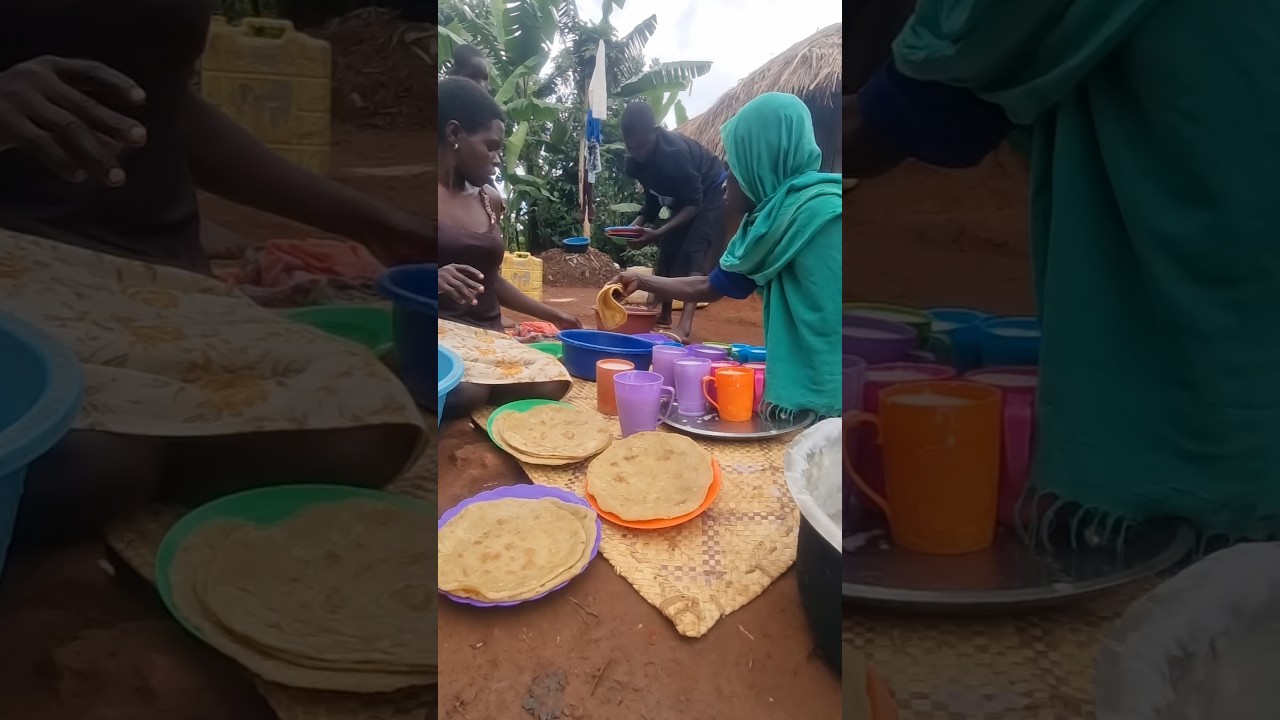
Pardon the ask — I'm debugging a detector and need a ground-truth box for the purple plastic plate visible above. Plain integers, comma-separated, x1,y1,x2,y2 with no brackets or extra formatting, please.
437,485,602,607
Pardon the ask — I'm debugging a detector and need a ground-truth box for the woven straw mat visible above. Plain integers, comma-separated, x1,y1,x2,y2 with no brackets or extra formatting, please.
103,427,439,720
844,580,1156,720
471,380,799,638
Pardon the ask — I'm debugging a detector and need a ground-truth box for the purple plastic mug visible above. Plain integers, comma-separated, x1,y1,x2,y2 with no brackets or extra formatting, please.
614,370,675,437
673,357,712,416
688,344,729,361
651,345,689,389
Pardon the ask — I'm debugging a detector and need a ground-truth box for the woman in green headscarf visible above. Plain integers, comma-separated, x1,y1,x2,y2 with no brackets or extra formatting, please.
847,0,1280,539
611,92,842,418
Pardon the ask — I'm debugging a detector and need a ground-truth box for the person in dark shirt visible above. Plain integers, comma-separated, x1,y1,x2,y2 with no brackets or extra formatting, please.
612,93,841,418
621,101,727,342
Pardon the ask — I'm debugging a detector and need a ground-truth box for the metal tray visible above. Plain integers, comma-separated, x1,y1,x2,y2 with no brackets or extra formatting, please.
661,401,816,440
842,507,1195,613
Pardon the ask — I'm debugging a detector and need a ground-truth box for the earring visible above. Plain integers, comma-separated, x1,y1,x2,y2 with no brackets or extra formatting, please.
452,143,459,150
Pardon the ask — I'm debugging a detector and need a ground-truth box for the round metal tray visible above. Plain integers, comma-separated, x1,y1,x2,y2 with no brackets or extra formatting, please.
661,401,816,440
842,507,1195,613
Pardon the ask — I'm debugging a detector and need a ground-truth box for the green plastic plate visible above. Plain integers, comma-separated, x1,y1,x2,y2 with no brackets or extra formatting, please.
155,484,433,639
529,341,563,359
286,305,394,356
484,399,577,451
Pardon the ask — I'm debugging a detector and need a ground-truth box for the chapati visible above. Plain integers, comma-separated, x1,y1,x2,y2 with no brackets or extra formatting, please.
201,501,435,672
170,520,434,692
495,404,613,460
438,497,597,602
585,432,713,520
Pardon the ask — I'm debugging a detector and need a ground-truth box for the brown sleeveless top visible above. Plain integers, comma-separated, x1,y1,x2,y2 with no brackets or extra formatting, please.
0,0,211,272
439,190,504,331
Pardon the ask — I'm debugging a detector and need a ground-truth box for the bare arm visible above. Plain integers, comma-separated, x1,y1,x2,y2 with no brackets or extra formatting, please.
634,273,724,304
179,91,433,262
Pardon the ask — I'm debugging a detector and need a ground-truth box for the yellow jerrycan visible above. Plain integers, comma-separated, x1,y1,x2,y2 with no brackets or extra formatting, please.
501,252,544,301
200,17,332,175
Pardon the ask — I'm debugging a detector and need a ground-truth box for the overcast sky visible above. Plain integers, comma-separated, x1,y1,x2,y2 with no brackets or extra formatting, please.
574,0,841,125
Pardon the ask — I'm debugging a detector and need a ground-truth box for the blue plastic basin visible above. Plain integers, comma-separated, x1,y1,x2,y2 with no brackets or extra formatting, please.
0,312,84,574
438,347,463,420
376,264,440,408
558,329,654,381
563,236,589,254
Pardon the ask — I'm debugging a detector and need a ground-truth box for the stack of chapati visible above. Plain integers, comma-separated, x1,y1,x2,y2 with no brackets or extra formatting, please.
438,497,598,602
169,500,436,692
586,432,715,521
492,404,613,465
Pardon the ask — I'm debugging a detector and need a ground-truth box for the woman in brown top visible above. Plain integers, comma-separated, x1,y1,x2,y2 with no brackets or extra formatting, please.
437,77,577,417
0,1,431,540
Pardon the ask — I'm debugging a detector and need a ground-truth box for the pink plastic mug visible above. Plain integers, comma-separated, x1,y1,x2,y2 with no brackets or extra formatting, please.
743,361,766,412
965,366,1039,527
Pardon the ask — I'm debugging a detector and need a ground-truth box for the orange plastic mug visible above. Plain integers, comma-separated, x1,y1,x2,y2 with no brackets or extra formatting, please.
595,359,635,416
843,380,1003,554
702,367,755,421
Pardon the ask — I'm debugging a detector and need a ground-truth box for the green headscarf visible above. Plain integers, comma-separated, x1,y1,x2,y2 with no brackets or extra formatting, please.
719,93,842,417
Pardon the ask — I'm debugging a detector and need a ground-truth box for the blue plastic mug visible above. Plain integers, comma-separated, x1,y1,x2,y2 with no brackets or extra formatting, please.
979,316,1041,367
927,307,991,372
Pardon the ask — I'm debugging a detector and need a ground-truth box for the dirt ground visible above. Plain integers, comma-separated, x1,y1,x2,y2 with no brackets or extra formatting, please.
846,154,1034,314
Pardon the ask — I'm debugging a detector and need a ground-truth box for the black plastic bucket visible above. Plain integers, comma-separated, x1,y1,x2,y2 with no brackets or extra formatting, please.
796,513,841,671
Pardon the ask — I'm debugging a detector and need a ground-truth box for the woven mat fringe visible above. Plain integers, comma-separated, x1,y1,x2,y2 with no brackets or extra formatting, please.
103,427,440,720
470,380,799,638
843,580,1155,720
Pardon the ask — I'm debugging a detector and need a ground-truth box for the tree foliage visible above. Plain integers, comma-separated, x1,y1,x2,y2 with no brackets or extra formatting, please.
439,0,711,261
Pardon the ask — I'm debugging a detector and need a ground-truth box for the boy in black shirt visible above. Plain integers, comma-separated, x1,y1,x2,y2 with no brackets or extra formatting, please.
621,102,727,340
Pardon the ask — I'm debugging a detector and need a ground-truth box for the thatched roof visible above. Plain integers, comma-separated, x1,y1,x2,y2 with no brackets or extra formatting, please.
677,23,841,157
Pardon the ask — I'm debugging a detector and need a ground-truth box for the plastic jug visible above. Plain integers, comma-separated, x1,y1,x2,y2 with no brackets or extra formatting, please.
501,251,544,301
200,17,332,175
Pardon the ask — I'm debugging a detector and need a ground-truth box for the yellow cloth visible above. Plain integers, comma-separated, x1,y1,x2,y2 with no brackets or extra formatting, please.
595,283,627,329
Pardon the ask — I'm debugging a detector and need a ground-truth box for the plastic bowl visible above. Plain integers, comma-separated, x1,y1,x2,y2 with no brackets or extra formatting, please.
557,329,654,381
0,312,84,576
286,305,394,356
438,347,463,419
529,341,563,359
563,236,589,254
376,264,438,407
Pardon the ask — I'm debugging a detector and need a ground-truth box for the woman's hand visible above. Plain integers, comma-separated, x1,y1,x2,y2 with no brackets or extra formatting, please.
438,264,485,305
0,57,148,186
609,271,644,298
626,227,657,249
548,309,583,331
